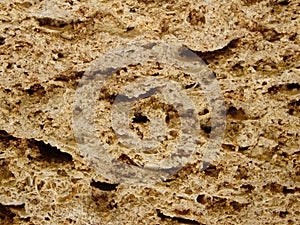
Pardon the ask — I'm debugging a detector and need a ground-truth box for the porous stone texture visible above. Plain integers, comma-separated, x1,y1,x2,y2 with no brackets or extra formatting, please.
0,0,299,224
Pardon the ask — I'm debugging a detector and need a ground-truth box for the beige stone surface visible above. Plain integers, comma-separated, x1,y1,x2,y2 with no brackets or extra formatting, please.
0,0,299,224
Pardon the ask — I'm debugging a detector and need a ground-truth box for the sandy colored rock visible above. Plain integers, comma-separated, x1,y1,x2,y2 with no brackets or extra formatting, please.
0,0,299,224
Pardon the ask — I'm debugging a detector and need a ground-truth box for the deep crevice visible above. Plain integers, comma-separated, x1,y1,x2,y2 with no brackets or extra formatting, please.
279,211,289,218
278,0,290,5
0,130,17,141
157,210,202,225
28,139,73,163
0,130,19,149
0,203,16,224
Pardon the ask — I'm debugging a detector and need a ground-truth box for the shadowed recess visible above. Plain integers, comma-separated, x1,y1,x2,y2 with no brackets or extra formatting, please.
54,71,85,82
37,17,68,28
90,180,118,191
132,112,150,123
227,106,248,120
194,39,240,63
0,130,17,141
0,203,16,224
24,84,45,96
29,139,73,163
157,210,202,225
0,37,5,46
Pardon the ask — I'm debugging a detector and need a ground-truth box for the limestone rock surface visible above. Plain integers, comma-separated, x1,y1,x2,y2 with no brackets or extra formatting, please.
0,0,299,224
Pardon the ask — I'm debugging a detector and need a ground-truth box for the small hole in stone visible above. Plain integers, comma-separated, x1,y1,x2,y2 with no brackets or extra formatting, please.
126,26,135,32
279,211,288,218
201,125,211,134
165,115,170,123
278,0,290,5
132,112,149,123
0,37,5,45
6,63,12,69
196,194,206,204
288,108,294,115
203,108,209,114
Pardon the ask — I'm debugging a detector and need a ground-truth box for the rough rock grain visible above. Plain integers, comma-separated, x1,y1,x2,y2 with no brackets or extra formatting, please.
0,0,299,224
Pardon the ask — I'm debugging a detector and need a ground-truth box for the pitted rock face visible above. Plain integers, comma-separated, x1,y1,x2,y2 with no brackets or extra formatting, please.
73,42,225,185
0,0,299,225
